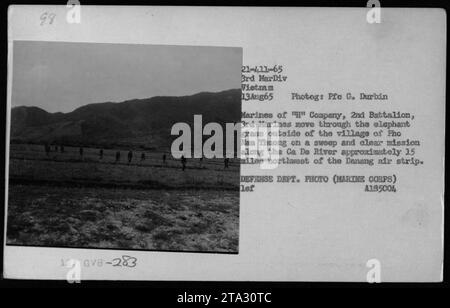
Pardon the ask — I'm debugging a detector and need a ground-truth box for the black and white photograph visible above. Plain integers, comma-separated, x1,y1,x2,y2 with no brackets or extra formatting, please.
1,4,447,288
6,41,242,253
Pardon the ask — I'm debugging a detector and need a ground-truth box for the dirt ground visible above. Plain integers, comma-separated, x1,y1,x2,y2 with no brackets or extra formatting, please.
7,184,239,252
7,144,240,253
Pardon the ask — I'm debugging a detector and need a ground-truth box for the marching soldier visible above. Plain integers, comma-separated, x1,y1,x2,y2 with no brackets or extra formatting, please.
181,155,186,171
128,150,133,164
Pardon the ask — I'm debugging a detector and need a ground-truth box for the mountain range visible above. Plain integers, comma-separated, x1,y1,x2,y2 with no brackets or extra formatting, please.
10,89,241,150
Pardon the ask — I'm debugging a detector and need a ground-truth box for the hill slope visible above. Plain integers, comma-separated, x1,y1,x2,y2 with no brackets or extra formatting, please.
11,89,241,150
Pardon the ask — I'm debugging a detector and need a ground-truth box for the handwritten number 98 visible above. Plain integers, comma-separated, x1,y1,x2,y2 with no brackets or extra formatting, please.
40,12,56,26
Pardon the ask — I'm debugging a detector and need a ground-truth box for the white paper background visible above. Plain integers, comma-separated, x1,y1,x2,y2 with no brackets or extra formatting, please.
4,6,446,282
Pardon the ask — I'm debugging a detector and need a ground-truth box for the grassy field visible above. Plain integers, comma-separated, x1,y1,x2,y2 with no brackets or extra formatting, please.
7,144,239,253
9,144,239,189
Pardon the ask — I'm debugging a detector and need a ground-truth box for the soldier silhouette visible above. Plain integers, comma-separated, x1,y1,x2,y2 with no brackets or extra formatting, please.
181,155,186,171
128,150,133,164
115,151,120,162
99,149,104,160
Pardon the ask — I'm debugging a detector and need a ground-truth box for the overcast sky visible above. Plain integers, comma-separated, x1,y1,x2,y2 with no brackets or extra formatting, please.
11,41,241,113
